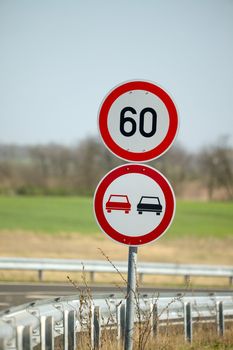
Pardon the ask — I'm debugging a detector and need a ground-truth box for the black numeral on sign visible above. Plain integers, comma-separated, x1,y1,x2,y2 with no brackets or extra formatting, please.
120,107,137,137
139,107,157,137
120,107,157,137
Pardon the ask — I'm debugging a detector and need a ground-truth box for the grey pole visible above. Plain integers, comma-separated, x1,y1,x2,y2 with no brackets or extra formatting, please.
124,246,138,350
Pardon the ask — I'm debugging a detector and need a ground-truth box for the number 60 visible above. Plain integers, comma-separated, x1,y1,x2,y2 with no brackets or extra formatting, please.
119,107,157,138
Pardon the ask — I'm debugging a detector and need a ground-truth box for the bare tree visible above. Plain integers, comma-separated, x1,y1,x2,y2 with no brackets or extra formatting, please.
150,143,192,196
199,136,233,200
72,136,122,195
0,137,231,199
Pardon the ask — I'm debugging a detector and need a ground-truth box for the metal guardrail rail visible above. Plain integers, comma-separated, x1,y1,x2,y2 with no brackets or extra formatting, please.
0,291,232,349
0,257,233,284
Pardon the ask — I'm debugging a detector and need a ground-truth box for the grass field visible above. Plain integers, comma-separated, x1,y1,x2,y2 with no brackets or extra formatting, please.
0,196,232,238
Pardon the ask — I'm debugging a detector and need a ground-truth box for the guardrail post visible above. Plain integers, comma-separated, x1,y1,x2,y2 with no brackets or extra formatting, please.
90,305,95,350
229,276,233,286
40,315,54,350
116,303,125,348
152,303,158,337
64,310,76,350
116,304,120,345
184,302,192,343
0,339,5,350
216,301,224,336
90,271,95,283
94,306,101,350
184,275,190,286
148,301,158,340
16,325,32,350
38,269,43,282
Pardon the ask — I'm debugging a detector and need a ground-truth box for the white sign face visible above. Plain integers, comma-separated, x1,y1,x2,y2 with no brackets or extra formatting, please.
94,164,175,246
98,80,178,162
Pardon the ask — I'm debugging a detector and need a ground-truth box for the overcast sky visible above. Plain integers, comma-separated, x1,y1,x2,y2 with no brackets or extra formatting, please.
0,0,232,151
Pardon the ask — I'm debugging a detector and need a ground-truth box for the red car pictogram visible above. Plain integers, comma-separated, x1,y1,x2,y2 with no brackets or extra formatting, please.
106,194,131,214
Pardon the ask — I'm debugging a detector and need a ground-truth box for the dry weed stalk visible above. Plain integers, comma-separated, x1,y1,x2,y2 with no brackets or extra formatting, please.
67,264,94,349
99,248,187,350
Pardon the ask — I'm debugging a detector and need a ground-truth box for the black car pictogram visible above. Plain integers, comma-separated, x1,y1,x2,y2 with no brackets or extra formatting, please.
137,196,162,215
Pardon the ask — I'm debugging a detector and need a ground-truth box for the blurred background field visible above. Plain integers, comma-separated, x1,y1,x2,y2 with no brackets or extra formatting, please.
0,196,232,238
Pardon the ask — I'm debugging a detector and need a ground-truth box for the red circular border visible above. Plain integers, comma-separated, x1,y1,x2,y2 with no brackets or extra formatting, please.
98,81,178,162
94,164,175,246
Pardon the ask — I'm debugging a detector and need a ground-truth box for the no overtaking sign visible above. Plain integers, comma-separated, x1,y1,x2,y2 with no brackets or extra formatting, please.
94,164,175,246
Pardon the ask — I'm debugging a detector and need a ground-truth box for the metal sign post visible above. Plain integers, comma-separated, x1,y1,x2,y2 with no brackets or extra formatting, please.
125,246,138,350
95,80,179,350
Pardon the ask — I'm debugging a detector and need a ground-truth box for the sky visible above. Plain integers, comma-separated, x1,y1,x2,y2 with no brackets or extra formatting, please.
0,0,233,151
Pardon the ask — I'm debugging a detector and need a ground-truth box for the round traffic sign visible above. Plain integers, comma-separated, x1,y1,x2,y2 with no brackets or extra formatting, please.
98,80,178,162
94,164,175,246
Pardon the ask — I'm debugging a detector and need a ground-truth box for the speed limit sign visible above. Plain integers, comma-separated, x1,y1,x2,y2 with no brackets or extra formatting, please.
98,80,179,162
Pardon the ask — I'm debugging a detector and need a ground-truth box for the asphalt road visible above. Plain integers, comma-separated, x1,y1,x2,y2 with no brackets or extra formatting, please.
0,283,232,312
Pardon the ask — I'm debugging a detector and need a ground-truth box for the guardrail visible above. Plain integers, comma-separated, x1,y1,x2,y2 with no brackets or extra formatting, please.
0,257,233,285
0,291,232,349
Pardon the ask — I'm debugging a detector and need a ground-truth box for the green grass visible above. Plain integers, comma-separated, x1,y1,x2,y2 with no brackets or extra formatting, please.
172,200,233,238
0,196,232,238
0,196,97,234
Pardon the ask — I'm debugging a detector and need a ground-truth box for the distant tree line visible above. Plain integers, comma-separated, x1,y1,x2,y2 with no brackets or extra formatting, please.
0,136,232,200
